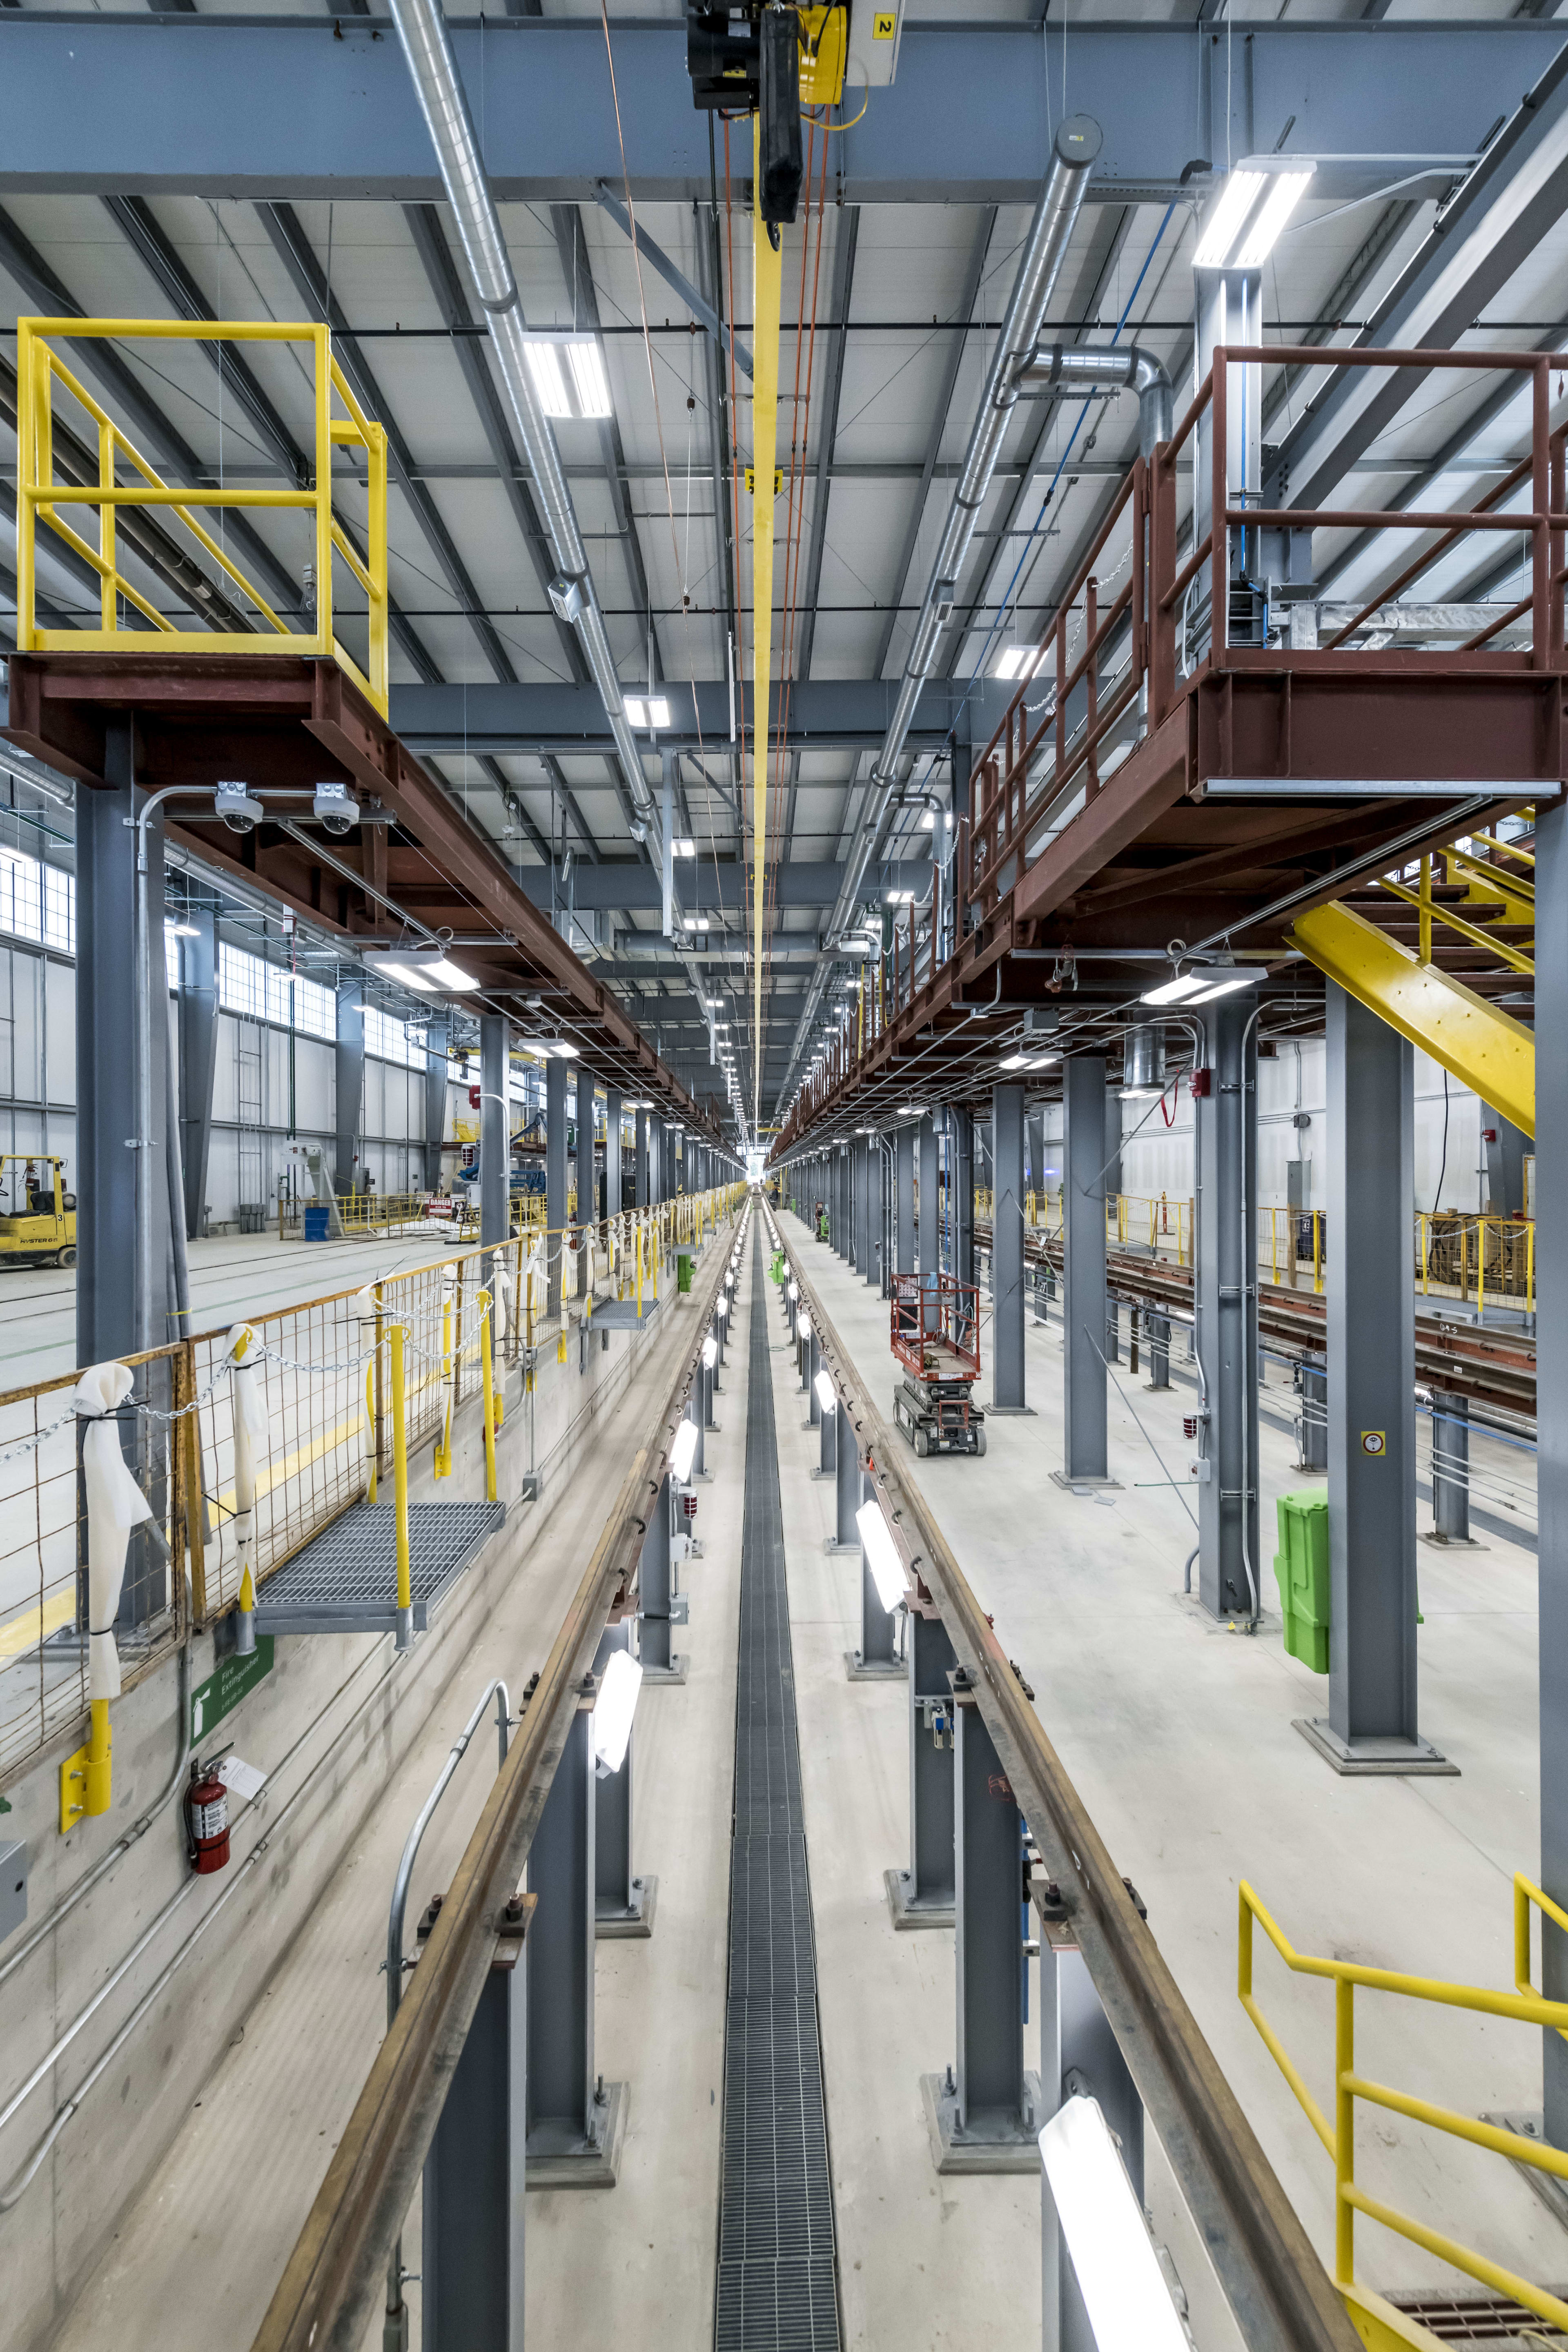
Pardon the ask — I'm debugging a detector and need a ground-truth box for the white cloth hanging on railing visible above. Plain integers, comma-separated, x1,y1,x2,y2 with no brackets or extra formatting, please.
74,1361,154,1702
227,1325,270,1603
355,1287,378,1476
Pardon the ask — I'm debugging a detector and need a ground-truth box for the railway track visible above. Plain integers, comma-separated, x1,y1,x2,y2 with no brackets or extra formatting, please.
973,1221,1537,1420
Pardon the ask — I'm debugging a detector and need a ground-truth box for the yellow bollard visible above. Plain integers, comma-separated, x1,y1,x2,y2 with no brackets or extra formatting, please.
364,1360,379,1505
390,1323,412,1648
478,1289,498,1504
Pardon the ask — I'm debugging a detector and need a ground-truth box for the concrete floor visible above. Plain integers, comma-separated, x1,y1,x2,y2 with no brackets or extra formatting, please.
27,1207,1562,2352
782,1211,1559,2317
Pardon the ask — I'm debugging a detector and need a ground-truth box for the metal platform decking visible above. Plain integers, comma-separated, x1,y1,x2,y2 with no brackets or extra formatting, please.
253,1499,506,1635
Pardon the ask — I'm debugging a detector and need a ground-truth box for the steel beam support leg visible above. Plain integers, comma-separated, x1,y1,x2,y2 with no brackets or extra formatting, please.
827,1403,859,1552
1298,1350,1327,1470
991,1083,1029,1414
919,1116,938,1277
849,1465,900,1679
1429,1388,1474,1544
594,1622,653,1937
951,1108,975,1292
422,1923,528,2350
639,1472,684,1682
1060,1058,1110,1486
526,1701,624,2182
886,1609,956,1929
1146,1309,1169,1390
1305,984,1448,1775
1195,1000,1258,1617
546,1051,567,1321
806,1330,821,1426
897,1124,915,1278
924,1697,1039,2168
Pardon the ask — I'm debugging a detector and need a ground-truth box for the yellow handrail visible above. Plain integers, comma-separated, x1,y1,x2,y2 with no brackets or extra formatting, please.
15,317,390,717
1239,1879,1568,2336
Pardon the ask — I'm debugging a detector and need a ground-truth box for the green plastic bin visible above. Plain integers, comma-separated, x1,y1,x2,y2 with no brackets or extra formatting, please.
676,1247,695,1295
1273,1490,1330,1673
770,1250,786,1285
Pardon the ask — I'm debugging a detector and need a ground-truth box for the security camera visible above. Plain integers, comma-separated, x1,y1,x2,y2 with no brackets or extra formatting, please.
313,781,358,837
215,780,265,835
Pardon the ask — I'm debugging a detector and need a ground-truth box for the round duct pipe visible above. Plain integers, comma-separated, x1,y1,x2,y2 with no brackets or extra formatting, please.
1122,1024,1166,1095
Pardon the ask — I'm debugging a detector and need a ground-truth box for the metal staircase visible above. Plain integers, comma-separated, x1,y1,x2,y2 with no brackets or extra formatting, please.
1290,831,1536,1137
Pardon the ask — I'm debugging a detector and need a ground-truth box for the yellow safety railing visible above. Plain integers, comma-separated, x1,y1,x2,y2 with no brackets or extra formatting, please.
1416,1211,1535,1316
14,317,390,717
0,1181,746,1793
1240,1879,1568,2344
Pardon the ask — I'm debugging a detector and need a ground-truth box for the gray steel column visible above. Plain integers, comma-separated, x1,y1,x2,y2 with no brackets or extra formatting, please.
927,1695,1035,2158
817,1370,837,1476
639,1473,679,1677
851,1464,899,1677
1430,1390,1472,1543
1299,1350,1327,1471
896,1127,915,1278
604,1086,622,1221
424,1009,450,1193
829,1403,859,1552
1195,999,1259,1619
991,1082,1027,1413
480,1014,507,1250
525,1701,596,2160
634,1105,648,1208
546,1051,568,1320
176,902,219,1242
807,1330,822,1426
1538,798,1568,2143
1103,1081,1123,1209
593,1621,650,1935
1314,983,1444,1771
865,1141,881,1287
1482,1103,1529,1218
1040,1946,1145,2352
1062,1057,1109,1484
1147,1310,1170,1390
78,735,171,1626
649,1113,665,1204
1027,1110,1045,1213
836,1146,849,1258
951,1109,974,1291
422,1918,527,2350
919,1116,938,1274
887,1608,956,1929
334,975,365,1196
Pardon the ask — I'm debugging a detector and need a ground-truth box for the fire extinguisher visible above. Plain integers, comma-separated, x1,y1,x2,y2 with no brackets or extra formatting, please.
186,1757,231,1875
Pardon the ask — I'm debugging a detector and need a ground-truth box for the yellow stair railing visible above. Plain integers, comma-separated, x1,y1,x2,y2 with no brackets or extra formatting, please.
1239,1877,1568,2352
1290,835,1535,1136
14,317,389,717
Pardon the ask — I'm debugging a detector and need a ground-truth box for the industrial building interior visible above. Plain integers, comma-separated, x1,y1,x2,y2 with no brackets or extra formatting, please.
2,3,1567,2350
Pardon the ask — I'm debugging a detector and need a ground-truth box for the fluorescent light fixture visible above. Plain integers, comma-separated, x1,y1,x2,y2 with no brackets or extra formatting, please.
898,1104,923,1116
564,338,613,419
670,1416,699,1483
684,916,711,933
717,1296,729,1320
993,646,1038,681
364,948,477,995
1038,2096,1188,2352
592,1649,642,1778
920,809,936,830
702,1335,718,1369
523,332,612,421
1000,1051,1060,1071
1140,971,1212,1007
886,888,915,906
786,1280,798,1301
1120,1086,1162,1101
673,837,697,858
814,1368,837,1416
855,1499,909,1615
706,996,724,1008
1187,971,1259,1004
533,1037,580,1058
168,922,200,939
1192,169,1264,268
624,695,672,730
1236,169,1315,267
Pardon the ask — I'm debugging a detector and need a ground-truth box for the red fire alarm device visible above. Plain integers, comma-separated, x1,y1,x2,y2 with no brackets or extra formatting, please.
1481,1127,1498,1143
1190,1068,1212,1099
469,1085,482,1109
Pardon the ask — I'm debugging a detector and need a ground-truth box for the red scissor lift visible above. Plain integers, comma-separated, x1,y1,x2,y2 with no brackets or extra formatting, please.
891,1273,986,1459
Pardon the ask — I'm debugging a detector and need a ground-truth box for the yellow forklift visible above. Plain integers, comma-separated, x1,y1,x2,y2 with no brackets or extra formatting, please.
0,1157,77,1267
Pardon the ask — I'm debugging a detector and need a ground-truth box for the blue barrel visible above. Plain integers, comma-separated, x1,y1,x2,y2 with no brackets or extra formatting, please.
303,1203,329,1242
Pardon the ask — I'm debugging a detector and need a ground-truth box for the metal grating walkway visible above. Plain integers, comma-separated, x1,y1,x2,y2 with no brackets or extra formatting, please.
713,1236,842,2352
253,1499,506,1635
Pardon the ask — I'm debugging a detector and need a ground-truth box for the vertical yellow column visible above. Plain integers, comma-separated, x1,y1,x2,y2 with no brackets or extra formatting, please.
390,1322,412,1648
752,111,783,1134
479,1290,498,1505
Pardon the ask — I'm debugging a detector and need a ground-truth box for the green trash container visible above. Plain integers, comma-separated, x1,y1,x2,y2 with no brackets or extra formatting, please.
677,1247,695,1296
770,1250,786,1285
1273,1490,1330,1673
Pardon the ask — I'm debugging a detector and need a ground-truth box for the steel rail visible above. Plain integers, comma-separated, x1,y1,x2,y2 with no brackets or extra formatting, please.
780,1227,1361,2352
972,1217,1538,1416
247,1208,742,2352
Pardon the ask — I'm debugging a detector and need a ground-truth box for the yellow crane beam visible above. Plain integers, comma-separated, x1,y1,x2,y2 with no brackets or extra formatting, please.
751,115,783,1135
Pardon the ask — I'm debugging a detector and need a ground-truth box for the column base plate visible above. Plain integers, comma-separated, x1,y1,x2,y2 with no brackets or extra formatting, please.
526,2078,629,2189
640,1655,688,1686
920,2070,1044,2174
824,1538,860,1555
884,1868,954,1931
1049,1471,1123,1494
1294,1718,1458,1775
1419,1529,1487,1551
987,1403,1037,1418
845,1649,904,1682
595,1874,657,1940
